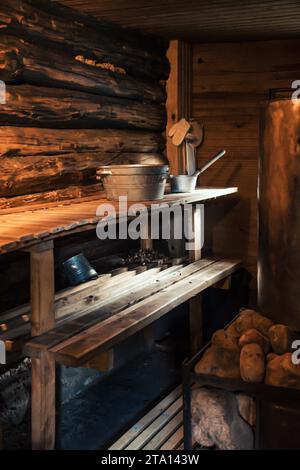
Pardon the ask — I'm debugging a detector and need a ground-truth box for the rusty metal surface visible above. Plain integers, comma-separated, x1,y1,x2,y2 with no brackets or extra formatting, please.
258,99,300,330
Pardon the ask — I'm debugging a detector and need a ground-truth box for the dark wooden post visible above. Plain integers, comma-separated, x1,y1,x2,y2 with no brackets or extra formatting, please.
28,240,56,450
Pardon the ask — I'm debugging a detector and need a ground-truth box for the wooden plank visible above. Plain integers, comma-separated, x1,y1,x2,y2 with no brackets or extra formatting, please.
125,397,182,450
143,412,182,450
24,258,216,357
50,259,241,366
109,385,182,450
160,425,184,450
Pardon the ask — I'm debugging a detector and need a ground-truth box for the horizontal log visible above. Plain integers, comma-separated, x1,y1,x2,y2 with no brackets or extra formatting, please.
0,127,165,157
0,152,166,197
0,185,102,211
0,0,169,81
0,85,166,130
0,36,165,103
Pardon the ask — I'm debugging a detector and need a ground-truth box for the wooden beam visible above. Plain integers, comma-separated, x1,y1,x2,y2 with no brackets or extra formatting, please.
166,40,192,175
28,240,56,450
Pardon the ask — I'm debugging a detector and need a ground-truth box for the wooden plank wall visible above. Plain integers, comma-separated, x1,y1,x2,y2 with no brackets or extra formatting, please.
0,0,169,209
191,39,300,288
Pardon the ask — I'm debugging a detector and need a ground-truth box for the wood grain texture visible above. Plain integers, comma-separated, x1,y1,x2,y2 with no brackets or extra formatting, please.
49,259,241,366
166,41,191,175
0,0,169,80
191,39,300,287
58,0,300,42
0,126,166,196
0,0,169,203
0,188,238,253
29,241,56,450
0,35,165,103
1,85,166,130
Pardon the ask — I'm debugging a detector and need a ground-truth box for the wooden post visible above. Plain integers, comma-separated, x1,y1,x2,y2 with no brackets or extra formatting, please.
188,205,204,355
28,240,56,450
140,212,153,250
166,40,192,175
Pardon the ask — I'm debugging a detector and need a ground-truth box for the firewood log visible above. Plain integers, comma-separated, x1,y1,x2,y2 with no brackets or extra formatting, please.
238,328,270,354
265,353,300,389
268,324,300,355
195,330,240,379
0,0,169,81
0,85,166,131
0,36,165,103
235,309,273,336
240,343,265,383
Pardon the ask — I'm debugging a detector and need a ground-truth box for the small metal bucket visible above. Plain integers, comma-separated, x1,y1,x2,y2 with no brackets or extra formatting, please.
63,254,98,286
97,164,169,201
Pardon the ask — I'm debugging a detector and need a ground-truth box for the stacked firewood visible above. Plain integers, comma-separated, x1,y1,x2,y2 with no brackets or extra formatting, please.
195,309,300,388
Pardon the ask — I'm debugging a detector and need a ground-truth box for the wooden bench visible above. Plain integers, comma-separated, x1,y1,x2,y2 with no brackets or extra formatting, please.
0,189,239,449
24,256,240,449
25,257,240,366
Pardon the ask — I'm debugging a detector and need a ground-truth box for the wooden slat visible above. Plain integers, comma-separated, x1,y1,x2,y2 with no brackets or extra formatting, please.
24,258,216,357
143,412,182,450
160,425,184,450
49,259,240,366
125,397,182,450
109,385,182,450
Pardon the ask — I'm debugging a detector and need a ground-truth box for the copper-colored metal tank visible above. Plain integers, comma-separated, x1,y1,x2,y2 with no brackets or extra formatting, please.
258,98,300,330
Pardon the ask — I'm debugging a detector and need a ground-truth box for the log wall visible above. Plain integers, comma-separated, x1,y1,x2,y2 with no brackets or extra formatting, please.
192,39,300,288
0,0,169,206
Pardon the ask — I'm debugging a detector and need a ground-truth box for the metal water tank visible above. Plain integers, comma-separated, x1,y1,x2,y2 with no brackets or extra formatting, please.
258,98,300,330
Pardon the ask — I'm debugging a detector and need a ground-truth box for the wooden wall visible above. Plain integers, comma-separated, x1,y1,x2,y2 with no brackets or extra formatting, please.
192,39,300,288
0,0,168,209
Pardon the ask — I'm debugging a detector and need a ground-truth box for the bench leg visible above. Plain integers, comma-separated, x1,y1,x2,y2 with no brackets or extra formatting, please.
188,205,204,355
32,352,56,450
189,294,203,355
28,241,56,450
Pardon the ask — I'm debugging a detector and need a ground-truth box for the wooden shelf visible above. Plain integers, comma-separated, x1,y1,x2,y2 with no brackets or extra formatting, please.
0,187,237,254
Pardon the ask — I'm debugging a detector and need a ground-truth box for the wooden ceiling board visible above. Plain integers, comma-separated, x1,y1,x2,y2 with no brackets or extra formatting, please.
57,0,300,41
